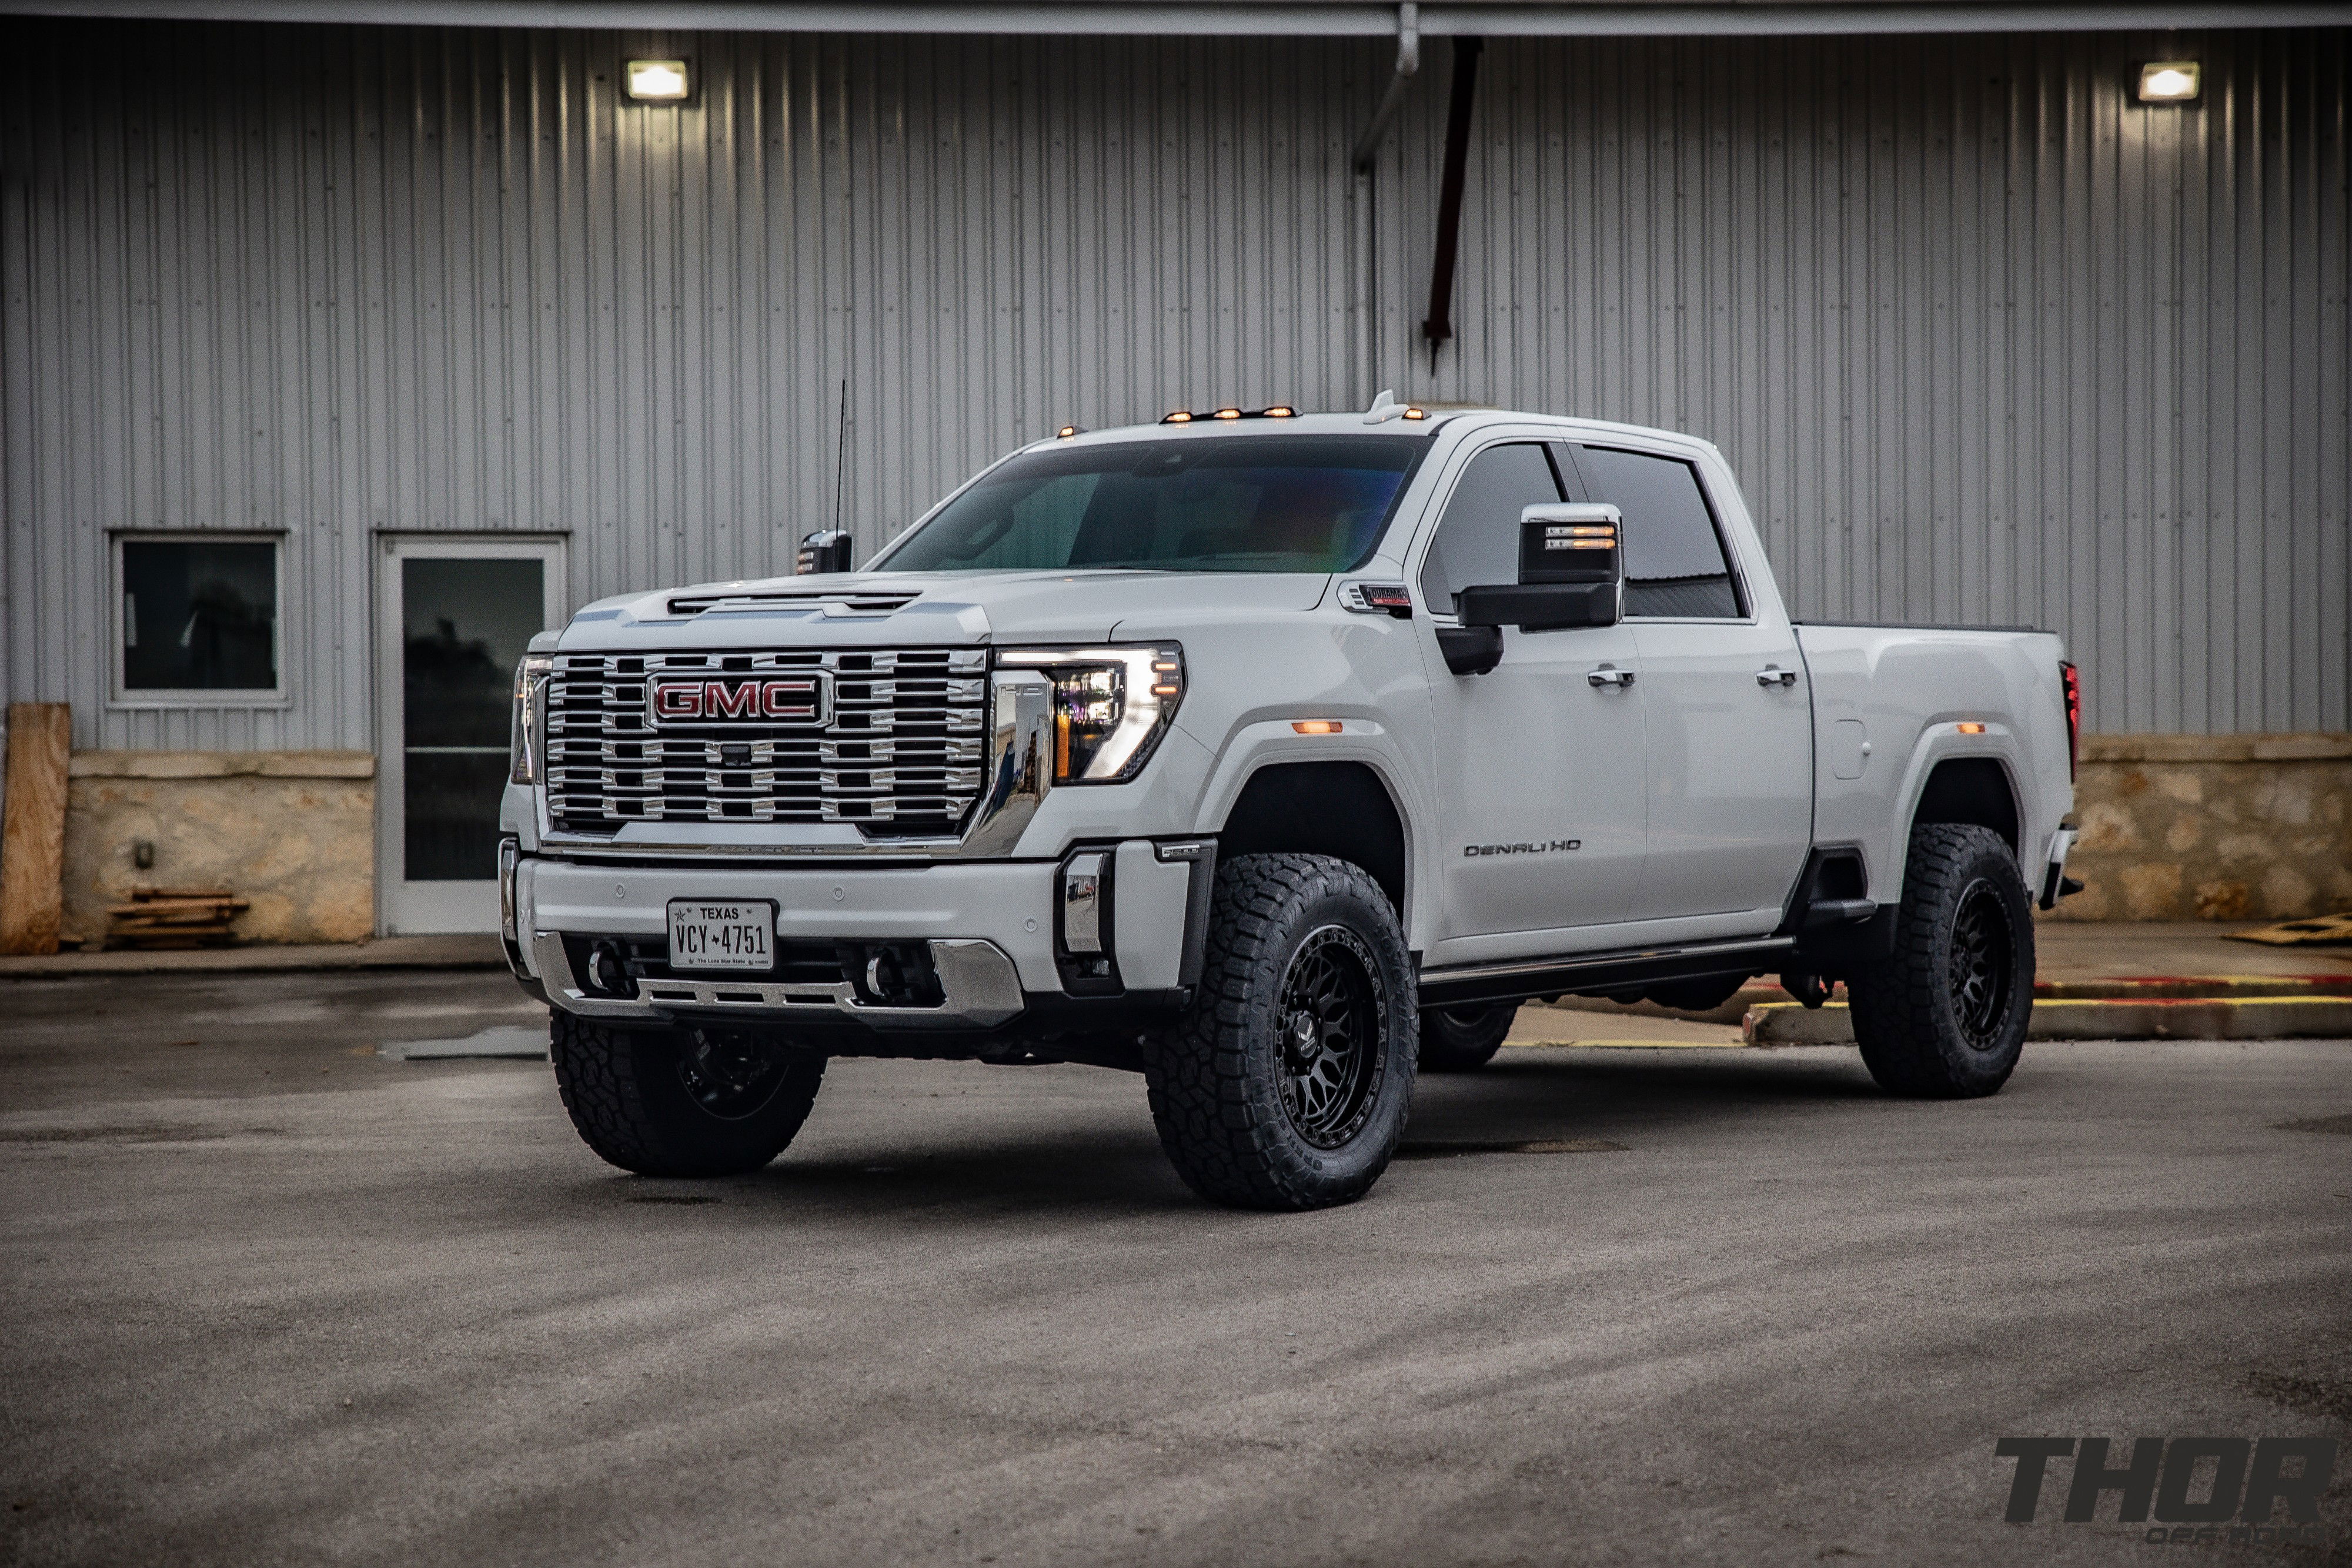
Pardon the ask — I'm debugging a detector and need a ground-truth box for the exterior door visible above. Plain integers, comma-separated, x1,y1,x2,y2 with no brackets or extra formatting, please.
377,537,564,934
1418,439,1649,951
1568,443,1811,923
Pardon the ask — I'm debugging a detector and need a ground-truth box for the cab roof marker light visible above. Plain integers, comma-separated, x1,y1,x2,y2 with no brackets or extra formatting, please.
1212,407,1243,420
1263,406,1297,418
1057,424,1084,439
1403,407,1427,420
1162,410,1195,424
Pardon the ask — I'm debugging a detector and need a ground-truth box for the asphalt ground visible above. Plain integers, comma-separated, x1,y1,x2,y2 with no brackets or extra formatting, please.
2,970,2348,1568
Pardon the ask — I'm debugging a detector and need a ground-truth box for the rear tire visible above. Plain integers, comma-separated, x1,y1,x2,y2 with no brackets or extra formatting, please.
1145,853,1418,1211
1847,823,2033,1099
550,1011,826,1176
1418,1004,1514,1072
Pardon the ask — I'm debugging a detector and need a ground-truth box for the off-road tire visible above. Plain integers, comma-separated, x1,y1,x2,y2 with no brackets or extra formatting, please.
1847,823,2034,1099
1418,1003,1514,1072
549,1010,826,1177
1144,853,1418,1211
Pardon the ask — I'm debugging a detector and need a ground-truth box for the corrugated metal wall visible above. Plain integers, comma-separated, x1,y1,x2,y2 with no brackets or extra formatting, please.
2,18,2344,750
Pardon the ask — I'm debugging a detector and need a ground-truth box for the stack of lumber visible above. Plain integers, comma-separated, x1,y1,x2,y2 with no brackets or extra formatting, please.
107,887,249,949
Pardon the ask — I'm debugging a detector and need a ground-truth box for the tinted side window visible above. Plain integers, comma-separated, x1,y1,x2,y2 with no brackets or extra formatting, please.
1573,446,1742,618
1419,443,1562,614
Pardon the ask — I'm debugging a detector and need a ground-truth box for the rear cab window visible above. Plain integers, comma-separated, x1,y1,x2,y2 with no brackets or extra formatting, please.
1563,444,1746,620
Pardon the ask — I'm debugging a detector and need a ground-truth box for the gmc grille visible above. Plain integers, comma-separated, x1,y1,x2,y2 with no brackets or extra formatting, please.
546,647,989,835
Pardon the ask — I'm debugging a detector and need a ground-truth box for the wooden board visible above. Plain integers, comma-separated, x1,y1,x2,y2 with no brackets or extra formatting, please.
0,703,72,957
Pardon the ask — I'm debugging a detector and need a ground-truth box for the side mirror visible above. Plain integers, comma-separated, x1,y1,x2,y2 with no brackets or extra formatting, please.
796,530,854,574
1455,503,1623,636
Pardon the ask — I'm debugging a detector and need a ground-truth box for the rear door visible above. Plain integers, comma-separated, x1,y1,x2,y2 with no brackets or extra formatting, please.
1416,438,1648,948
1565,443,1810,925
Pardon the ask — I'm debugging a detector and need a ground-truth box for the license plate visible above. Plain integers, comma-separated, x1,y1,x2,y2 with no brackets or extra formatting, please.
664,901,776,972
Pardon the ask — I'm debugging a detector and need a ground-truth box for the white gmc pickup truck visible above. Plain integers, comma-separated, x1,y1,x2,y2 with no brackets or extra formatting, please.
500,397,2083,1210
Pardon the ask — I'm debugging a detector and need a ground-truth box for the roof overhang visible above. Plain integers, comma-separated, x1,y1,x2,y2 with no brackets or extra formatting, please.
3,1,2341,35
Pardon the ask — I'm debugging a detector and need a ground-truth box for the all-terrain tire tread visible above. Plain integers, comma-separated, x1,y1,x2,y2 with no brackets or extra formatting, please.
549,1009,824,1177
1418,1004,1514,1072
1144,852,1416,1211
1846,822,2032,1100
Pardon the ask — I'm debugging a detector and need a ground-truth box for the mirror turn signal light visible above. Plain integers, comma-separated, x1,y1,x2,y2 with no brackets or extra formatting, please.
1292,720,1343,735
1956,722,1987,734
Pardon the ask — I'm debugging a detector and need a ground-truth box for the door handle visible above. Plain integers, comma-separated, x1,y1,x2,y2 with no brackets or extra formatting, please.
1587,664,1636,688
1756,666,1798,688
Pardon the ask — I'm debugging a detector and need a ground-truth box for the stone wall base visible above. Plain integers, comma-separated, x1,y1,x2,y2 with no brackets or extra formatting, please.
63,751,375,947
2054,735,2352,922
43,737,2352,942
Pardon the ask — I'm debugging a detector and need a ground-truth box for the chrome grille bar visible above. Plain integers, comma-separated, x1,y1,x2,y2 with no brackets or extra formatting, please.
546,646,990,832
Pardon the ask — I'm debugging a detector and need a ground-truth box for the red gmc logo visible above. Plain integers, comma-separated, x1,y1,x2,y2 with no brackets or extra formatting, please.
647,675,830,726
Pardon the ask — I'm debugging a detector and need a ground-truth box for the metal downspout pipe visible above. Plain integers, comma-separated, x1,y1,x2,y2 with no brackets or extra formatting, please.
1350,3,1418,407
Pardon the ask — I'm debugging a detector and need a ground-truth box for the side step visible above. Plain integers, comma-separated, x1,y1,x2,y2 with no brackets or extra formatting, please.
1802,898,1877,929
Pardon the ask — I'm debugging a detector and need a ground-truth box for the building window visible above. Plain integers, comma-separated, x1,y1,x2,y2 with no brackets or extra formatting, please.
116,535,282,699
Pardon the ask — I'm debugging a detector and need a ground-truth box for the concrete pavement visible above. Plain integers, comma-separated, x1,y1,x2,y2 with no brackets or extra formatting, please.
2,968,2347,1567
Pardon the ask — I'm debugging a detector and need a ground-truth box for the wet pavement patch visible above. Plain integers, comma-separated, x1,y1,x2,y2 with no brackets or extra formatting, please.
380,1027,549,1061
2274,1113,2352,1135
1395,1138,1630,1159
0,1124,231,1144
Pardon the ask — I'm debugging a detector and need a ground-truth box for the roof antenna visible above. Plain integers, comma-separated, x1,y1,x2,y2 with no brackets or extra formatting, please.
1363,387,1405,424
831,376,849,536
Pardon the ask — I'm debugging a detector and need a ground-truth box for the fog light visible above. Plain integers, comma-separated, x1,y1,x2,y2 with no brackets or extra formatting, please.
625,59,690,102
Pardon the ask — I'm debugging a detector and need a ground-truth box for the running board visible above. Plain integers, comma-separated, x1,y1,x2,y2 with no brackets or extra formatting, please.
1417,936,1795,1009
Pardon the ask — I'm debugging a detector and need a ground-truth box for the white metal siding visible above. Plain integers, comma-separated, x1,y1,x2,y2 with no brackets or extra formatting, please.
2,19,2344,748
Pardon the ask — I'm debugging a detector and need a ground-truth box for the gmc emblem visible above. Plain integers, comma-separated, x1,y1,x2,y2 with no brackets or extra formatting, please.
647,674,830,726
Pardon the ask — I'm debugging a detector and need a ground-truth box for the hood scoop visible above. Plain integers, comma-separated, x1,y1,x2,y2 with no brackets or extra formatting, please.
667,587,920,618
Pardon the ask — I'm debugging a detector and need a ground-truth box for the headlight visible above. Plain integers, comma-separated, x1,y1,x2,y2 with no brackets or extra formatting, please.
994,644,1183,784
509,653,554,785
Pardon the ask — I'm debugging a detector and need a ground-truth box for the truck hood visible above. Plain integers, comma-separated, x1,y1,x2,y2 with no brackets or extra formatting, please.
557,569,1332,651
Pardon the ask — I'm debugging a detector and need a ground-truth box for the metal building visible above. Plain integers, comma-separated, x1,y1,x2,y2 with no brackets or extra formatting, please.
2,2,2346,938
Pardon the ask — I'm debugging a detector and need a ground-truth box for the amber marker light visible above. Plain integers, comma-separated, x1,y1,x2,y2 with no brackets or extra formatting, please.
1956,722,1987,734
1212,407,1243,420
1292,720,1343,735
1162,410,1195,424
1402,407,1427,420
1264,406,1296,418
1057,425,1082,439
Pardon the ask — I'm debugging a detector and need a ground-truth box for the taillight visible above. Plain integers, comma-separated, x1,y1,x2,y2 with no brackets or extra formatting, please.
2060,661,2081,782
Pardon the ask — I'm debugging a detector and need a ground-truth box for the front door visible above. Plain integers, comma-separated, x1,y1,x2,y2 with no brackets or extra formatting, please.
1567,443,1812,924
1417,439,1649,956
377,537,564,934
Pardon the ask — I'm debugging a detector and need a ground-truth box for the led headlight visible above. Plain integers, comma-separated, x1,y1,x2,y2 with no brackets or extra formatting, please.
509,653,554,785
995,644,1184,784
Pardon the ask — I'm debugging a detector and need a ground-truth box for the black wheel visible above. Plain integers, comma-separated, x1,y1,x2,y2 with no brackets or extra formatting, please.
1418,1003,1514,1072
1847,823,2034,1098
549,1011,826,1177
1144,852,1418,1211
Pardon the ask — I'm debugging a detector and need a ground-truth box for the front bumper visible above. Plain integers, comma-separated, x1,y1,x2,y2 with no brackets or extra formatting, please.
509,843,1204,1029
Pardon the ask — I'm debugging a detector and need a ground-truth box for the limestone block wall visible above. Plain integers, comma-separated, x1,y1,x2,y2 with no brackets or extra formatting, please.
62,752,375,946
2053,735,2352,922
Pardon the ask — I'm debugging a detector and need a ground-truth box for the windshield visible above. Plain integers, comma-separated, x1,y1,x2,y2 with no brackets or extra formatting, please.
873,436,1426,574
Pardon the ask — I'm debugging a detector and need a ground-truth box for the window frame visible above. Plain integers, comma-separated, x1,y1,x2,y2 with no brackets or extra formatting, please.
1414,434,1571,622
1562,441,1756,624
109,529,290,708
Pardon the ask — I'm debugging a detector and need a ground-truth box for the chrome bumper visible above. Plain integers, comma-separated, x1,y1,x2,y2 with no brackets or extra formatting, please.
530,930,1025,1030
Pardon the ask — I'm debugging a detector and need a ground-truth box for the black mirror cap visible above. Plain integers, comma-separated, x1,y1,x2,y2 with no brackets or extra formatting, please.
797,530,854,574
1456,581,1620,632
1435,624,1504,676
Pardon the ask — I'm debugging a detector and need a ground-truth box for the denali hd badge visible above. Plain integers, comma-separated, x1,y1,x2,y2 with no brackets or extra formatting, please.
1464,839,1581,857
647,674,830,726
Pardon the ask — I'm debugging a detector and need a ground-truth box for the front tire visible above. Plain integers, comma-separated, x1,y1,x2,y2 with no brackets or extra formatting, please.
1418,1003,1514,1072
1847,823,2033,1098
550,1011,826,1176
1145,853,1418,1211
